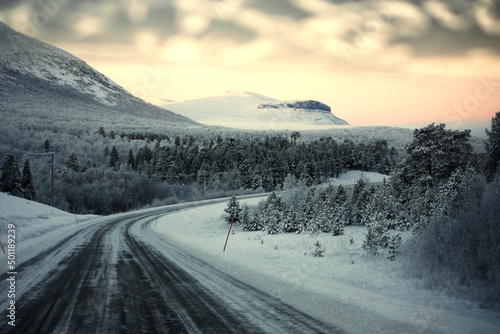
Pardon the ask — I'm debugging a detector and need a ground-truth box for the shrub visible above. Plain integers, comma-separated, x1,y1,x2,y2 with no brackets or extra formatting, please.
401,176,500,307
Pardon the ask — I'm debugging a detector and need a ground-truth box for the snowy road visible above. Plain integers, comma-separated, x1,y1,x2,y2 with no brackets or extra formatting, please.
1,203,341,333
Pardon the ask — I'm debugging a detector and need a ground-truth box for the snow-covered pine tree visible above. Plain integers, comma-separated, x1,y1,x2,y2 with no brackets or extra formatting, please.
66,153,80,172
21,159,36,200
349,178,370,225
0,154,23,197
387,234,402,261
260,192,286,234
109,146,120,170
224,196,242,225
484,111,500,181
239,205,251,230
362,219,389,256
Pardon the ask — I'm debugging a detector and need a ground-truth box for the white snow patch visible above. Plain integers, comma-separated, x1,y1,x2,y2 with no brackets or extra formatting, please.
329,170,390,187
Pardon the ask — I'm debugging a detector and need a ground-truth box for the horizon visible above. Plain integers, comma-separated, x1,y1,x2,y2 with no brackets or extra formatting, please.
1,0,499,127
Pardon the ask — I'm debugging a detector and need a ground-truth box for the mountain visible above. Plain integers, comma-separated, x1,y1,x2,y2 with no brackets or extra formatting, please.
0,21,196,128
160,91,349,130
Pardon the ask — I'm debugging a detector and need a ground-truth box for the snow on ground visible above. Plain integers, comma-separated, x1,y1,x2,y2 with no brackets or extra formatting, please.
0,192,99,265
329,170,390,187
0,192,97,242
152,197,500,334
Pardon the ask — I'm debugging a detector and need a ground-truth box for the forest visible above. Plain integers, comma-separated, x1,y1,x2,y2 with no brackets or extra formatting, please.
223,113,500,307
0,126,401,214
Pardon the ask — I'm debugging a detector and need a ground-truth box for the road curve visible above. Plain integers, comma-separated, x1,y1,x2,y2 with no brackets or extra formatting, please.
2,203,343,333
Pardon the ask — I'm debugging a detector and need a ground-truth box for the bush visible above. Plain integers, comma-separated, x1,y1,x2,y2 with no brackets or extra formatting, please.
401,176,500,307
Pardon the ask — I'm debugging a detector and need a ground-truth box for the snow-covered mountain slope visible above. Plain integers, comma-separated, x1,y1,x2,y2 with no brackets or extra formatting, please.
0,21,128,107
0,21,195,125
160,91,349,130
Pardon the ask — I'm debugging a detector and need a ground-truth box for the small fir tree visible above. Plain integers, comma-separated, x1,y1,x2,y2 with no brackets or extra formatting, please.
313,241,325,257
387,234,402,261
224,196,242,225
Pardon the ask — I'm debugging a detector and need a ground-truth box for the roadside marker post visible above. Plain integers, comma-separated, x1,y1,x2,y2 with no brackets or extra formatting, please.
223,204,238,252
223,219,234,252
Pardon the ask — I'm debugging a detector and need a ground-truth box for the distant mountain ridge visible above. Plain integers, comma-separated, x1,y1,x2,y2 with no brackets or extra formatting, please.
0,21,195,125
258,100,332,113
160,91,348,130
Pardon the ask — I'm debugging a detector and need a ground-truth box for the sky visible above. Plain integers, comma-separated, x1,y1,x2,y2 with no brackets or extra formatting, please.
1,0,499,126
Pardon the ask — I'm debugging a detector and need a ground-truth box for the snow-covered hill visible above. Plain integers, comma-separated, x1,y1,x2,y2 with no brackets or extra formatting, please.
160,90,349,130
0,22,129,107
0,21,195,125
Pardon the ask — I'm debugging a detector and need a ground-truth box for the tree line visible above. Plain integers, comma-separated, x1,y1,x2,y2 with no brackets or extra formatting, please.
1,129,400,214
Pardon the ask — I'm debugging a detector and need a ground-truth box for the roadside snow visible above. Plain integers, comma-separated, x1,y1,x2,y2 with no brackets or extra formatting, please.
152,197,500,334
0,192,97,242
0,192,100,265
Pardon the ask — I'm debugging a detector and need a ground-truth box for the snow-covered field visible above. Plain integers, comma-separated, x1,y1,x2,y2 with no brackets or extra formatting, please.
152,198,500,334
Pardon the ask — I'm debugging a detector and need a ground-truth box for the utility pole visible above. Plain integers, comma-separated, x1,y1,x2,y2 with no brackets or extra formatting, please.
125,172,129,211
48,152,55,206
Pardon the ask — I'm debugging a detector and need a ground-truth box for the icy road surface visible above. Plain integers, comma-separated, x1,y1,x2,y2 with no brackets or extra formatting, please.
0,202,341,333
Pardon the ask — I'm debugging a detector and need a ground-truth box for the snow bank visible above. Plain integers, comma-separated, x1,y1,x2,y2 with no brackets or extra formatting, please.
0,192,99,265
152,197,500,334
0,192,97,242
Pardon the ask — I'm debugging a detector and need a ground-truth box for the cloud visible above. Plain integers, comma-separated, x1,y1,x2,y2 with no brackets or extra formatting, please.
475,0,500,35
1,0,499,78
424,1,474,32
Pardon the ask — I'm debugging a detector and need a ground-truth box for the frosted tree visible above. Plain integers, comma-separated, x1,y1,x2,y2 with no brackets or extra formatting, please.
485,111,500,180
260,192,286,234
0,154,23,197
348,179,370,225
127,149,136,170
21,159,36,200
109,146,120,170
66,153,79,172
224,196,242,225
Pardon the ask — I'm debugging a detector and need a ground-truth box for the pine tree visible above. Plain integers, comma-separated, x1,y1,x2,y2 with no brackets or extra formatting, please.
349,179,369,225
485,111,500,180
21,159,36,200
66,153,79,172
0,154,23,197
109,146,120,170
260,192,286,234
127,149,136,170
224,196,242,225
43,139,50,152
387,234,402,261
363,220,389,256
103,146,110,157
